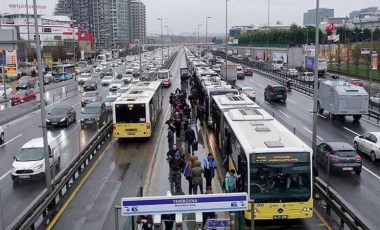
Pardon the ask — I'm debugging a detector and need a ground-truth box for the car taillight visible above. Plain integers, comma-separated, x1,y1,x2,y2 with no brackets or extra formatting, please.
330,156,340,162
147,123,151,129
112,124,116,130
356,156,362,162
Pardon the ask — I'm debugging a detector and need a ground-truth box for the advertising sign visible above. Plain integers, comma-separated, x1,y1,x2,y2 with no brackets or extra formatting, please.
257,51,264,61
273,52,288,63
121,193,248,216
5,49,18,77
305,56,315,70
361,48,370,55
372,53,378,70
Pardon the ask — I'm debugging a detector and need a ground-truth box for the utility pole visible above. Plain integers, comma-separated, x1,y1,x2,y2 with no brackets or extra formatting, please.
157,18,163,66
312,0,320,187
26,0,31,62
206,17,211,50
33,0,52,193
225,0,228,75
266,0,270,62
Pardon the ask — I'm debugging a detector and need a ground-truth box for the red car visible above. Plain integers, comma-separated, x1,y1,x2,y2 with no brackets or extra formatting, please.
11,89,36,106
350,79,364,87
244,68,253,76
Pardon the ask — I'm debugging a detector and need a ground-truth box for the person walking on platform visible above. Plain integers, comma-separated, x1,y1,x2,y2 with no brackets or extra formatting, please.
169,152,186,195
203,153,217,189
184,155,198,195
173,113,182,141
196,105,205,126
191,160,204,194
136,215,153,230
184,125,196,156
167,126,175,150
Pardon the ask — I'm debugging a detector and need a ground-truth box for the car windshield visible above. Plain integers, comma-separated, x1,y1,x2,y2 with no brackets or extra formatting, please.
104,96,117,102
241,88,253,91
50,108,68,115
157,72,169,79
15,90,27,95
82,107,101,114
103,76,112,80
80,74,90,78
86,81,96,85
111,80,122,84
19,81,28,84
335,150,356,157
250,152,311,202
83,92,97,97
273,87,286,92
118,88,128,93
16,148,44,161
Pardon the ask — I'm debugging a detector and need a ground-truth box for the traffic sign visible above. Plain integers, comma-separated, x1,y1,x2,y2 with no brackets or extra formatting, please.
206,219,230,229
361,48,370,55
121,193,248,216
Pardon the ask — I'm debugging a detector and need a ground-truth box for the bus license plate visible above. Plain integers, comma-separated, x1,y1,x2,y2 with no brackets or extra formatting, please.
127,132,136,135
273,215,288,219
342,167,353,171
19,175,30,179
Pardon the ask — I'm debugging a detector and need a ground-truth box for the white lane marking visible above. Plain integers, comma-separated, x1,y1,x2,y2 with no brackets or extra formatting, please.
308,109,326,119
287,99,297,104
362,118,380,128
0,170,11,181
303,127,323,140
343,127,360,136
0,134,23,148
278,110,289,118
363,166,380,180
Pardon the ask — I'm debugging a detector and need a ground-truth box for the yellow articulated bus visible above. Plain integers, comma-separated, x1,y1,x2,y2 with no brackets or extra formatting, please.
112,81,162,138
221,107,313,221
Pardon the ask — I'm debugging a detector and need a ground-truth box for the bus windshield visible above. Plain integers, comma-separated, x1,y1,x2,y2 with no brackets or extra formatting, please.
51,66,63,75
115,104,146,123
250,152,311,203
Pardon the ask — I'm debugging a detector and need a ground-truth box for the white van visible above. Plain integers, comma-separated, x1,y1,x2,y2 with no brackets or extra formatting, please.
11,137,60,182
299,71,314,82
271,58,284,71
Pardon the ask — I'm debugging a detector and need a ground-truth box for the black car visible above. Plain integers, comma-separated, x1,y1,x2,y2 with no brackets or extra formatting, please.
46,106,76,128
16,80,34,90
80,102,108,129
102,68,113,77
264,85,287,103
84,80,98,91
316,142,362,175
43,76,54,85
81,91,102,107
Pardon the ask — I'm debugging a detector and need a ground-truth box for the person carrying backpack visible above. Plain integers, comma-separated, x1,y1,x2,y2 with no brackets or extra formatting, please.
184,155,198,195
191,160,204,194
184,125,196,155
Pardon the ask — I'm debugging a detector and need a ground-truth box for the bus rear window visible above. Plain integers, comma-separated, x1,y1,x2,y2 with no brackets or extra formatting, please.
115,104,146,123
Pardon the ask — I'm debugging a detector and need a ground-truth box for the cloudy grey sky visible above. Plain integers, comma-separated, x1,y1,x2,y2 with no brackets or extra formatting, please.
1,0,379,35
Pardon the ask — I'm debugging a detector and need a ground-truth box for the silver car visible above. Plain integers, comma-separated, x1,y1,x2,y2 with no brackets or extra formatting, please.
103,95,118,111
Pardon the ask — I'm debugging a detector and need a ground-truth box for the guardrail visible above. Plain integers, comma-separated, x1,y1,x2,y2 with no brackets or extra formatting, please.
214,51,380,123
164,51,179,69
314,177,373,230
6,121,112,230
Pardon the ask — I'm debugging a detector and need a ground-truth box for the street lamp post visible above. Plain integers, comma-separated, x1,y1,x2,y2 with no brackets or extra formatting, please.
26,0,31,62
32,0,52,193
312,0,320,193
165,26,169,59
266,0,270,62
369,18,374,98
206,17,211,50
157,18,163,66
197,24,202,48
225,0,228,75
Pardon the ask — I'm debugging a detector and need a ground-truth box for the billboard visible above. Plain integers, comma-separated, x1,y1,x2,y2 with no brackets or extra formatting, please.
273,52,288,63
304,56,315,70
5,49,18,77
257,51,264,61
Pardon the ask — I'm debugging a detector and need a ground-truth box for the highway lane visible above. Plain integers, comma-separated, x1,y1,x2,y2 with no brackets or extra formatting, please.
49,50,334,230
235,72,380,227
0,73,116,228
48,50,183,229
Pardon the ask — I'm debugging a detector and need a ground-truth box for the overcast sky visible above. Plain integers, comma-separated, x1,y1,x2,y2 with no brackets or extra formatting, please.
1,0,379,35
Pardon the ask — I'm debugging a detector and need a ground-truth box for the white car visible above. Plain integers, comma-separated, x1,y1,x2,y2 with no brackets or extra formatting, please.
117,86,131,96
0,84,13,97
354,132,380,162
109,80,124,91
11,137,60,183
129,78,140,85
104,95,118,111
95,65,104,72
239,87,256,101
101,76,113,86
370,93,380,106
77,73,92,84
110,62,118,67
0,125,4,143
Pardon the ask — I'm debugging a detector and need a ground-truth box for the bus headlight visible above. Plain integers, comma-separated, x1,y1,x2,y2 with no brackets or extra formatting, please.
302,207,313,212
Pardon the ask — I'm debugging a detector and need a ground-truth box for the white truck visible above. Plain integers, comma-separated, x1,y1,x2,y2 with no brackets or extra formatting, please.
221,62,238,84
317,80,369,122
